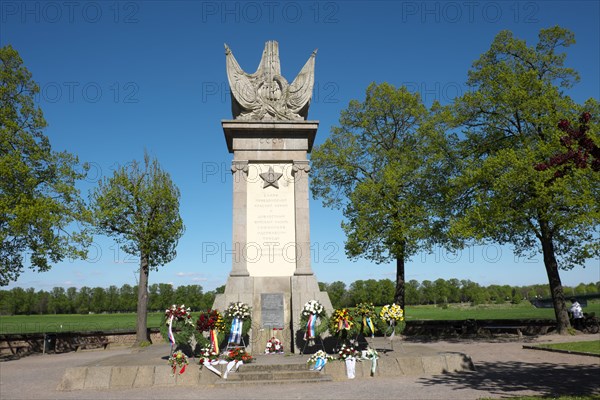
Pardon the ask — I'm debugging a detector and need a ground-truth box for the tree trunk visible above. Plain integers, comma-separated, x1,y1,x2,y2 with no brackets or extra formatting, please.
539,221,570,334
135,254,150,345
394,256,405,311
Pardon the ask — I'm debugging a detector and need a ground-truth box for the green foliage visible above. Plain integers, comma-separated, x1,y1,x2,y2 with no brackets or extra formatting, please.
0,45,91,285
90,152,185,270
90,151,184,342
311,82,454,305
448,26,600,333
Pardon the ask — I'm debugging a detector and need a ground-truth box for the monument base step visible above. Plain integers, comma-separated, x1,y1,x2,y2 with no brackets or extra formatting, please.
56,344,475,390
215,376,333,386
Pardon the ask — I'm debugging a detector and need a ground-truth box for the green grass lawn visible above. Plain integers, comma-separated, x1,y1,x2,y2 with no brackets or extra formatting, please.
534,340,600,355
1,300,599,335
404,300,600,321
0,312,166,334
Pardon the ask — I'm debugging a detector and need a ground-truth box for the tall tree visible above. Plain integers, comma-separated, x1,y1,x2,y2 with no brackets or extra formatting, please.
311,83,452,309
91,153,184,344
449,27,600,333
0,45,91,286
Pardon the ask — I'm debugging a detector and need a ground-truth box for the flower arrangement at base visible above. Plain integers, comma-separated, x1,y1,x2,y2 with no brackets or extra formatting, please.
301,300,328,339
338,343,359,379
167,350,189,375
337,343,360,361
226,348,253,363
329,308,354,337
224,302,251,346
354,302,376,337
197,346,219,366
379,303,405,337
196,310,225,353
307,350,334,371
162,304,195,348
362,347,379,376
264,337,284,354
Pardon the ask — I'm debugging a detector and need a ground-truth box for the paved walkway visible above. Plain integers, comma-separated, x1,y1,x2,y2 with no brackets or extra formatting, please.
1,333,598,399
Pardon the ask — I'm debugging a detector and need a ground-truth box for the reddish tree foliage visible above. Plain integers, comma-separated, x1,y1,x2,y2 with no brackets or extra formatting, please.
535,112,599,184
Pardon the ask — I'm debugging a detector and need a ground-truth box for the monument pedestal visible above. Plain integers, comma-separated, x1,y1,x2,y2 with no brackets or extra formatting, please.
214,120,332,354
213,274,331,354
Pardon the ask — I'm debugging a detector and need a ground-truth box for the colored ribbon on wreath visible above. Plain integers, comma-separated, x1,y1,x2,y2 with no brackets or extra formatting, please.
167,315,176,352
228,317,243,345
337,318,350,331
363,316,375,337
388,319,396,339
304,313,317,340
172,363,186,375
312,357,326,371
210,329,219,353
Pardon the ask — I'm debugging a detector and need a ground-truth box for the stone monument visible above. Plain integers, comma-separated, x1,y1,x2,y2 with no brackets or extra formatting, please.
213,41,333,354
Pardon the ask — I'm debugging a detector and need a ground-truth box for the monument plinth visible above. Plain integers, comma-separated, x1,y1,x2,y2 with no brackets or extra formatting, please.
213,41,332,354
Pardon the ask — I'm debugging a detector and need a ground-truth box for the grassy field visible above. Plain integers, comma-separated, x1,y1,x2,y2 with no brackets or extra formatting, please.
0,312,166,334
404,300,600,321
1,300,599,334
534,340,600,355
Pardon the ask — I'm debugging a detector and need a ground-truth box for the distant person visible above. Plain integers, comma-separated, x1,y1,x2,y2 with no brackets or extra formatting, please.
569,298,584,330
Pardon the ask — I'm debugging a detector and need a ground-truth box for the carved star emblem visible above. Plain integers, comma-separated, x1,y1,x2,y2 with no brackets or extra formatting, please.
260,167,283,189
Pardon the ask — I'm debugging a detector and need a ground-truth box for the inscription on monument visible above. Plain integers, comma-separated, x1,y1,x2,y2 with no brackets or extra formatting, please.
261,293,284,329
246,163,296,276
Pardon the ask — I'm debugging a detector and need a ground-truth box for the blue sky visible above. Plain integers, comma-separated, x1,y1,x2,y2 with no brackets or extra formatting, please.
2,1,599,291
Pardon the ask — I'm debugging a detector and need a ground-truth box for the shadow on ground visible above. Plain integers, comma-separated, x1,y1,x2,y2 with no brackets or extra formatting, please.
417,360,600,397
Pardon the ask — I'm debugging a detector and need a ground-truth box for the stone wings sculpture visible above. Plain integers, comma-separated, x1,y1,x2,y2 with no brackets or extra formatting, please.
225,40,316,121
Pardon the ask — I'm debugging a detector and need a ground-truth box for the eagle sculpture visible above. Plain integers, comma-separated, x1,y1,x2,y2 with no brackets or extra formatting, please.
225,41,316,121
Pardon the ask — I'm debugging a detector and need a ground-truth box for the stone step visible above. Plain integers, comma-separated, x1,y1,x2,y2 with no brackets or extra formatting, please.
239,363,309,372
226,370,324,381
216,376,333,386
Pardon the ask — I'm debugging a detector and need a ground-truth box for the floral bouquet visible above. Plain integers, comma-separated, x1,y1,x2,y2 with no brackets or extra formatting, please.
302,300,325,317
165,304,194,324
167,350,189,375
197,309,225,332
337,343,360,361
226,348,253,363
329,308,354,337
362,347,379,376
264,337,284,354
224,302,251,346
162,304,194,349
197,346,219,366
379,303,404,322
338,343,359,379
354,302,376,337
196,310,225,353
224,302,251,320
379,303,404,337
222,347,252,380
306,350,333,371
301,300,328,340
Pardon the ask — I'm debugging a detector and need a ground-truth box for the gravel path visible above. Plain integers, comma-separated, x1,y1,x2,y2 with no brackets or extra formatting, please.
1,333,598,400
